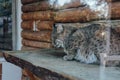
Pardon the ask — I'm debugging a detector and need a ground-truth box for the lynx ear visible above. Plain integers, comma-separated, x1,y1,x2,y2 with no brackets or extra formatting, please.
56,24,64,34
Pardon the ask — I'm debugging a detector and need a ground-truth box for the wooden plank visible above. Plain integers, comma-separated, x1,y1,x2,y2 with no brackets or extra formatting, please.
22,39,52,48
22,11,53,21
22,1,51,12
21,30,51,42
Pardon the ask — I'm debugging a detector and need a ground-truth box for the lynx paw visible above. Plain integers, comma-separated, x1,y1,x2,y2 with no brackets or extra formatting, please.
63,55,74,61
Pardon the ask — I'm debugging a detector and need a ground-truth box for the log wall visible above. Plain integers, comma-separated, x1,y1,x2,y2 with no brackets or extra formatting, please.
21,0,120,50
21,0,54,50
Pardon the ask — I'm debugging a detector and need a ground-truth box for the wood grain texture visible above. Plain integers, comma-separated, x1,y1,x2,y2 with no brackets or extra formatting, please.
21,0,42,5
22,11,54,21
22,39,52,48
21,30,51,42
21,21,34,30
22,1,51,12
54,7,97,23
36,21,54,31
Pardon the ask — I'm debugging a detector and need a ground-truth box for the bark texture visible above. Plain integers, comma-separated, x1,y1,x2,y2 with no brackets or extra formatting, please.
21,21,34,30
22,11,54,21
22,39,52,48
21,30,51,42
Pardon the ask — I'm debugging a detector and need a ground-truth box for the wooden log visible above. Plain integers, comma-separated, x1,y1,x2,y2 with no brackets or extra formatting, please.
21,21,34,30
22,1,51,12
22,39,52,48
21,30,51,42
21,0,43,5
21,46,39,50
54,7,97,23
36,21,54,31
54,2,120,23
22,11,53,21
21,0,117,12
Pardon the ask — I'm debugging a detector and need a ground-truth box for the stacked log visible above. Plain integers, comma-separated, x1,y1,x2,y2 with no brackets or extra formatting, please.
54,2,120,23
21,0,54,50
21,31,51,42
21,0,120,51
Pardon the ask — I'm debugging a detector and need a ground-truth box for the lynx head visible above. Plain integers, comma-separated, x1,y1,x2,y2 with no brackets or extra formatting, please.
52,23,77,48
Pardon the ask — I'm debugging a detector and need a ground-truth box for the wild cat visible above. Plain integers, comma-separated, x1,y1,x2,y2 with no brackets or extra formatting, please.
52,23,120,65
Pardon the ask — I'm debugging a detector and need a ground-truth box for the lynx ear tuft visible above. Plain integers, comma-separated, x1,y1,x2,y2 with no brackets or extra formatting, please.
57,24,64,34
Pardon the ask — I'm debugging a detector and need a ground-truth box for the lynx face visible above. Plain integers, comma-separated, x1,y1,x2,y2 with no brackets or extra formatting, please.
52,24,77,48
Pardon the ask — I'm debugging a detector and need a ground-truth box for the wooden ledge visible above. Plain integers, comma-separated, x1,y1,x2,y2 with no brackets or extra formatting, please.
3,49,120,80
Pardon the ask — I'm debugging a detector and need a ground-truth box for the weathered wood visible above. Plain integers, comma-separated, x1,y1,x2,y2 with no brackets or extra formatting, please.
22,70,42,80
21,46,39,50
22,39,52,48
22,11,53,21
36,21,54,31
21,21,34,30
3,50,74,80
23,68,36,80
22,1,51,12
21,30,51,42
21,0,43,5
21,0,118,12
3,49,120,80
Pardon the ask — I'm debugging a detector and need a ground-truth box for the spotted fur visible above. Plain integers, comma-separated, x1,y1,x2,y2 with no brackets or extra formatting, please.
52,23,120,66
